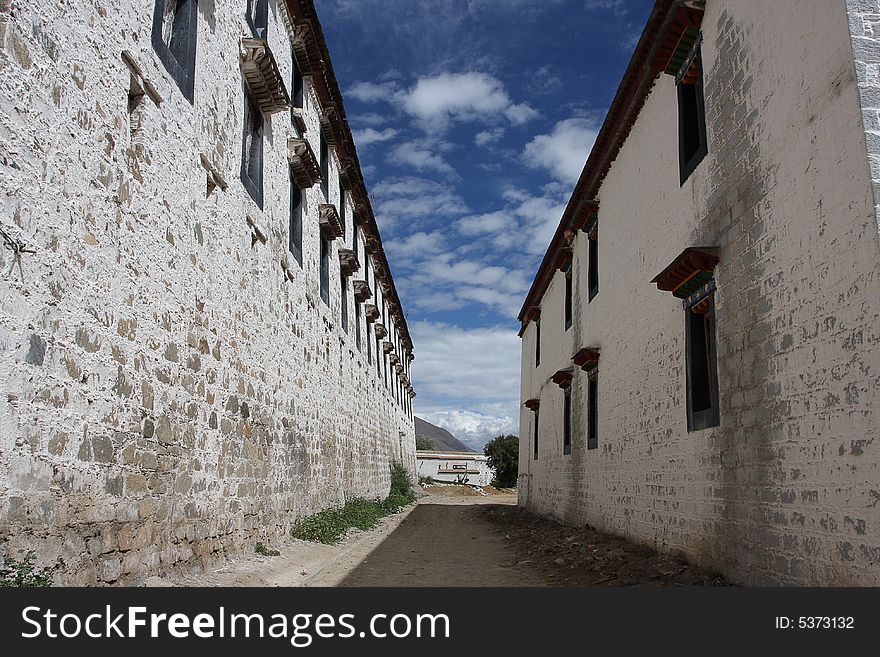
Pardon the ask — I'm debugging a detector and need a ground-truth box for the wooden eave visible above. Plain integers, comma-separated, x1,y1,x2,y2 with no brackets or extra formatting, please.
573,347,600,370
352,279,371,301
319,204,343,241
288,137,321,188
364,303,380,322
651,247,719,298
240,38,291,115
338,247,360,276
382,340,394,354
551,368,574,388
524,398,540,412
374,322,387,339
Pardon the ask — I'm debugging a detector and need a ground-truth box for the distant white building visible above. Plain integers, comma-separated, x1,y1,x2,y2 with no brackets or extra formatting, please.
417,451,494,487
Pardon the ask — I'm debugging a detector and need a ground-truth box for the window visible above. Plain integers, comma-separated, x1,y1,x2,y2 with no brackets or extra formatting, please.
241,94,263,208
320,134,329,200
366,321,372,364
339,178,346,238
355,299,362,350
533,409,539,460
152,1,198,102
677,44,708,184
289,178,302,265
292,59,304,109
588,227,599,302
563,386,572,455
319,239,329,306
587,375,598,450
245,0,268,37
376,334,381,376
564,264,572,330
686,292,719,431
535,321,541,367
340,274,348,333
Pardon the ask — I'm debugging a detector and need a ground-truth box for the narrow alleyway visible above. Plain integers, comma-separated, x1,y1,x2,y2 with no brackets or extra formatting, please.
166,487,727,587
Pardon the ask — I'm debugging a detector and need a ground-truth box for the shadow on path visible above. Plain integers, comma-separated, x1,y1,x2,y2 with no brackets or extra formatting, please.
337,503,548,587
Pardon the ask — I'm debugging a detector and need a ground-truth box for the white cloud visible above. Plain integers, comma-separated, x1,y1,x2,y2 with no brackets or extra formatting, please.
454,211,508,235
523,117,599,184
416,410,518,450
403,72,537,132
409,321,522,449
474,127,505,147
349,72,536,134
584,0,628,16
384,231,445,260
387,141,457,177
347,81,398,103
504,103,540,125
371,176,468,229
350,112,390,127
352,127,399,147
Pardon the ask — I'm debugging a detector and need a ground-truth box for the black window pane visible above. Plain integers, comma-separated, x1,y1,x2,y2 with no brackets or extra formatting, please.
292,61,304,109
341,275,348,333
153,0,197,102
247,107,262,183
534,410,539,460
588,377,598,450
289,182,302,264
535,322,540,367
677,47,708,184
588,235,599,301
563,389,571,455
339,176,346,237
689,309,711,412
320,239,329,305
564,270,573,330
320,135,329,199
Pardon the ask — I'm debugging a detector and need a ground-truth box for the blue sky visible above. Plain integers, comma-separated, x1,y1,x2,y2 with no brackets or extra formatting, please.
316,0,654,448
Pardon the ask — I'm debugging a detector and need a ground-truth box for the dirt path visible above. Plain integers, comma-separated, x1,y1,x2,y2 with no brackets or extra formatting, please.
158,485,727,587
318,494,546,587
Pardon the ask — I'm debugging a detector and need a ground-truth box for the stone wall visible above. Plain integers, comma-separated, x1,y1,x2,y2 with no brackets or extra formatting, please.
0,0,415,585
519,0,880,585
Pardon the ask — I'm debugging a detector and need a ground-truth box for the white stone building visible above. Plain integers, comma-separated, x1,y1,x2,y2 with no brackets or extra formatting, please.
416,451,494,488
518,0,880,585
0,0,416,584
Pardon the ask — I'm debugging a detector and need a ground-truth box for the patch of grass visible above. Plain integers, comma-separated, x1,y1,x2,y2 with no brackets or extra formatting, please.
292,462,416,544
255,542,281,557
418,475,435,486
1,550,54,588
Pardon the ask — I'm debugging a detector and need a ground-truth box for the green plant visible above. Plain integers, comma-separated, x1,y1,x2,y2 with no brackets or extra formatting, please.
291,463,416,544
418,475,435,485
0,550,54,588
415,436,435,450
484,434,519,488
389,461,415,501
255,542,281,557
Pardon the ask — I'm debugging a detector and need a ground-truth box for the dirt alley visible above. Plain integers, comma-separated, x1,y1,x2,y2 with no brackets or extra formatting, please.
163,486,728,587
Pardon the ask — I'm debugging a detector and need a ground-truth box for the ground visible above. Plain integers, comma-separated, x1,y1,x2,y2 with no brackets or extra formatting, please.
158,486,728,587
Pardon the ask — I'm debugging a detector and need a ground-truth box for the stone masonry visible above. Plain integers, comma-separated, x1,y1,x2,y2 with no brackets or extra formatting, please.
0,1,416,585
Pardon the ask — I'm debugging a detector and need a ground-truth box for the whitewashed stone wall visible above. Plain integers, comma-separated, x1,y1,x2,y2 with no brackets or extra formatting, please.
519,0,880,585
848,0,880,236
0,0,415,585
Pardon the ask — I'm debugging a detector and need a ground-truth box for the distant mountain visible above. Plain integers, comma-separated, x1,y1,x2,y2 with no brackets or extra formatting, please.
414,417,475,453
